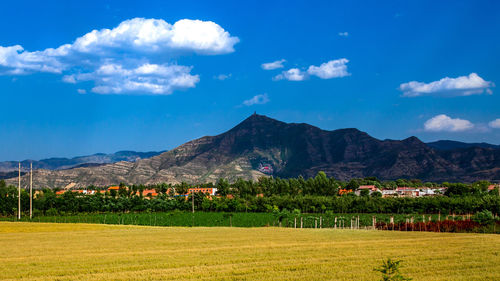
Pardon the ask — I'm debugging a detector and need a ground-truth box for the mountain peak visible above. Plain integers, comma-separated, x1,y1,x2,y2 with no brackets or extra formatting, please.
231,114,286,132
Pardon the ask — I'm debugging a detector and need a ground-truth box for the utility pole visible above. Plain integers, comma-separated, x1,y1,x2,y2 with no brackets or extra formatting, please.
18,162,21,220
191,190,195,213
30,162,33,219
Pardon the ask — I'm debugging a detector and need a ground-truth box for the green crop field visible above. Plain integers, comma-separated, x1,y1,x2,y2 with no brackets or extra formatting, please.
0,222,499,280
1,212,450,228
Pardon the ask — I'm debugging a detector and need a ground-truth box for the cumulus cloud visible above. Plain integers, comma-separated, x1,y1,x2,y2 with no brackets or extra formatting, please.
338,32,349,37
489,119,500,129
424,114,474,132
307,59,350,79
243,93,270,106
273,58,350,81
261,59,286,70
273,68,306,81
400,73,493,97
70,63,199,94
0,18,238,95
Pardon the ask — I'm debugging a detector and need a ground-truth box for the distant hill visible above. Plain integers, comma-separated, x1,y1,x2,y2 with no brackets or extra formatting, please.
0,171,26,180
6,114,500,188
426,140,500,151
0,150,164,173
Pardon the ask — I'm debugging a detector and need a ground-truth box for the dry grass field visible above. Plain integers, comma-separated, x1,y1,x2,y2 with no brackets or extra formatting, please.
0,222,499,280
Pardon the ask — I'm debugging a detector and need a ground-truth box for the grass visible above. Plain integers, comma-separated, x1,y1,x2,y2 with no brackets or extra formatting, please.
1,222,500,280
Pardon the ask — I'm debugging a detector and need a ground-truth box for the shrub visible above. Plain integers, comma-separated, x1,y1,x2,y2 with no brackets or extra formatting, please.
374,258,411,281
472,210,495,225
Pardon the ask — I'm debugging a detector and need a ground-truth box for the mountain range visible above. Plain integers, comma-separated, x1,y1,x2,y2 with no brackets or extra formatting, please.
5,114,500,188
0,151,163,178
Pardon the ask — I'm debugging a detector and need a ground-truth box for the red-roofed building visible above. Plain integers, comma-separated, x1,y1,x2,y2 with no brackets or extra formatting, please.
355,185,381,196
188,187,217,196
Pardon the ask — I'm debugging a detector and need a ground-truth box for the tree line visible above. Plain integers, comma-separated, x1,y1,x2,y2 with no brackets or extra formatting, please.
0,173,498,216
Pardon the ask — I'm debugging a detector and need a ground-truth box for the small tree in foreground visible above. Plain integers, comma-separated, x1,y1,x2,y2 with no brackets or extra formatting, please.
374,258,411,281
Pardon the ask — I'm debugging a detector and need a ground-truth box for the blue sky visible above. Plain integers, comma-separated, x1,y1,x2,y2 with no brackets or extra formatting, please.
1,0,499,161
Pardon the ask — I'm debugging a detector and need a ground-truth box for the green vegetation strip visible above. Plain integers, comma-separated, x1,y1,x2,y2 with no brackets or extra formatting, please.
1,212,449,228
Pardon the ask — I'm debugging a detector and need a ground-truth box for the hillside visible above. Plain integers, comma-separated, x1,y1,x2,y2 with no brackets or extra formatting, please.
0,150,163,173
6,114,500,188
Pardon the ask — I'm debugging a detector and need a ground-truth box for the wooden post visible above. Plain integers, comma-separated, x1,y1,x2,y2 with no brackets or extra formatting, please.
18,162,21,220
320,216,322,229
357,216,360,229
390,216,394,230
315,218,317,229
30,162,32,219
334,217,337,229
372,216,376,230
300,217,303,229
294,217,297,228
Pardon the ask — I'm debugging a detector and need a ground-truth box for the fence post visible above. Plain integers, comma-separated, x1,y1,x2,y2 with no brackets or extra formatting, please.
315,218,317,229
372,216,376,230
320,216,322,229
334,217,337,229
294,217,297,228
301,217,303,229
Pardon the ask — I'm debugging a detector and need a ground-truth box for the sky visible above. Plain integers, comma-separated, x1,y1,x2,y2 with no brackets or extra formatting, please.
0,0,499,161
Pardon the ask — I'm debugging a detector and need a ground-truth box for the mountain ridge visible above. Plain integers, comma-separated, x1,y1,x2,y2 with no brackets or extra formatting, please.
0,150,164,174
5,114,500,187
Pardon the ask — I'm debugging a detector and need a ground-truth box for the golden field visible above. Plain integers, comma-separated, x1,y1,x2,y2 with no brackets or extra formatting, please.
0,222,499,280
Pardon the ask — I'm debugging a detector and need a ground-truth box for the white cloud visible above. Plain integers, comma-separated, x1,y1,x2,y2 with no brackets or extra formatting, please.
0,18,238,95
62,75,76,83
338,32,349,37
274,68,306,81
261,59,286,70
272,58,350,81
71,63,199,95
400,73,493,97
214,73,231,80
77,89,86,94
243,93,270,106
489,119,500,129
307,58,350,79
424,114,474,132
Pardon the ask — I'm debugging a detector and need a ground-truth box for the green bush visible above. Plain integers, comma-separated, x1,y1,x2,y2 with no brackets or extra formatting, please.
472,210,495,225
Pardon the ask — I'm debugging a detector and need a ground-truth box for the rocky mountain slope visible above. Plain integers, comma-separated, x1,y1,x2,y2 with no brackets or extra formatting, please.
0,150,163,173
6,114,500,188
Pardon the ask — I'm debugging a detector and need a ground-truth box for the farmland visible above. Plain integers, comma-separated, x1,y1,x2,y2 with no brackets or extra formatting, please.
1,222,500,280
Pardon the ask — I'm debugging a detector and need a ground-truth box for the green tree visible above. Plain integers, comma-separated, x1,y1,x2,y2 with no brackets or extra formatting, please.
215,178,230,197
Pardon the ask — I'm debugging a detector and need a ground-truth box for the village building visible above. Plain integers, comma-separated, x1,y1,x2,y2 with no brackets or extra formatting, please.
355,185,381,196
